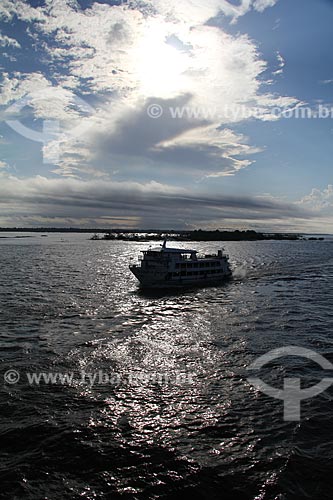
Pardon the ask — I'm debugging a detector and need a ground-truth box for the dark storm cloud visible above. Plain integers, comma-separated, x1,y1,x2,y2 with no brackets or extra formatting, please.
0,174,312,228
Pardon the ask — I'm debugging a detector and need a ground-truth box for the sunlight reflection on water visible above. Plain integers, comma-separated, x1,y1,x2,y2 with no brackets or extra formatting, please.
1,235,333,498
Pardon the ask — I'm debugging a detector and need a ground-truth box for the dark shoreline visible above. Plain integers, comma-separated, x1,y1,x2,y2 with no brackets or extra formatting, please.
0,228,325,241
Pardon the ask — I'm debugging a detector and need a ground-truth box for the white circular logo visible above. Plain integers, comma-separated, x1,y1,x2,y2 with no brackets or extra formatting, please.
4,369,20,384
247,346,333,421
147,103,163,119
5,91,95,164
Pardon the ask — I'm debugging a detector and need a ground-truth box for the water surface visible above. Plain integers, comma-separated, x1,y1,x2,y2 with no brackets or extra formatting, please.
1,234,333,499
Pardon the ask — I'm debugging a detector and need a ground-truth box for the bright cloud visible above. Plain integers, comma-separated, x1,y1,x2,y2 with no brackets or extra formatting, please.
253,0,278,13
0,0,296,180
0,31,20,48
300,185,333,212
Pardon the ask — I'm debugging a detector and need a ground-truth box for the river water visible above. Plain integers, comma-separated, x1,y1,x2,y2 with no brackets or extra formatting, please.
1,233,333,499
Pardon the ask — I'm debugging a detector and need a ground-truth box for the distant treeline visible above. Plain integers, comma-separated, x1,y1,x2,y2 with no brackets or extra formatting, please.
92,229,305,241
189,230,302,241
0,227,323,241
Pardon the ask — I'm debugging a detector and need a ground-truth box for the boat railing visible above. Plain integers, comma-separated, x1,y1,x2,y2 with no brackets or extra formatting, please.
197,253,219,259
196,252,229,260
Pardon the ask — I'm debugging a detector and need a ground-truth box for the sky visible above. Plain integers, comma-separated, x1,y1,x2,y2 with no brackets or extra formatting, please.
0,0,333,231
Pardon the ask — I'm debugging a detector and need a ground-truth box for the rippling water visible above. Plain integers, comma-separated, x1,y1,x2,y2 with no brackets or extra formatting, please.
1,233,333,499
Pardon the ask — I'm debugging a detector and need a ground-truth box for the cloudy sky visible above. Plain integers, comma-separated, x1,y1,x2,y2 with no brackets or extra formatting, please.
0,0,333,231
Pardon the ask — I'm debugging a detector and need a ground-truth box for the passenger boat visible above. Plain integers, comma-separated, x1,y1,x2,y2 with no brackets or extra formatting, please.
129,240,231,288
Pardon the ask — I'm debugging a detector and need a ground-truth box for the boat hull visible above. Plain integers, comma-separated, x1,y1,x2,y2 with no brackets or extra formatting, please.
130,265,232,289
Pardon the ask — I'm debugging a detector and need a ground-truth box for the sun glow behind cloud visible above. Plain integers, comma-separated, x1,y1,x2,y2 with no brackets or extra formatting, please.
0,0,296,181
1,0,332,231
135,23,190,98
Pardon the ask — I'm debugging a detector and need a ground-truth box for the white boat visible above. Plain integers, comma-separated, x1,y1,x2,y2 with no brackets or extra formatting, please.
129,240,232,288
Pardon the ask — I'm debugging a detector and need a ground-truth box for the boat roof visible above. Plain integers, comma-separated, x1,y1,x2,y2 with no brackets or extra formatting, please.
144,246,197,254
